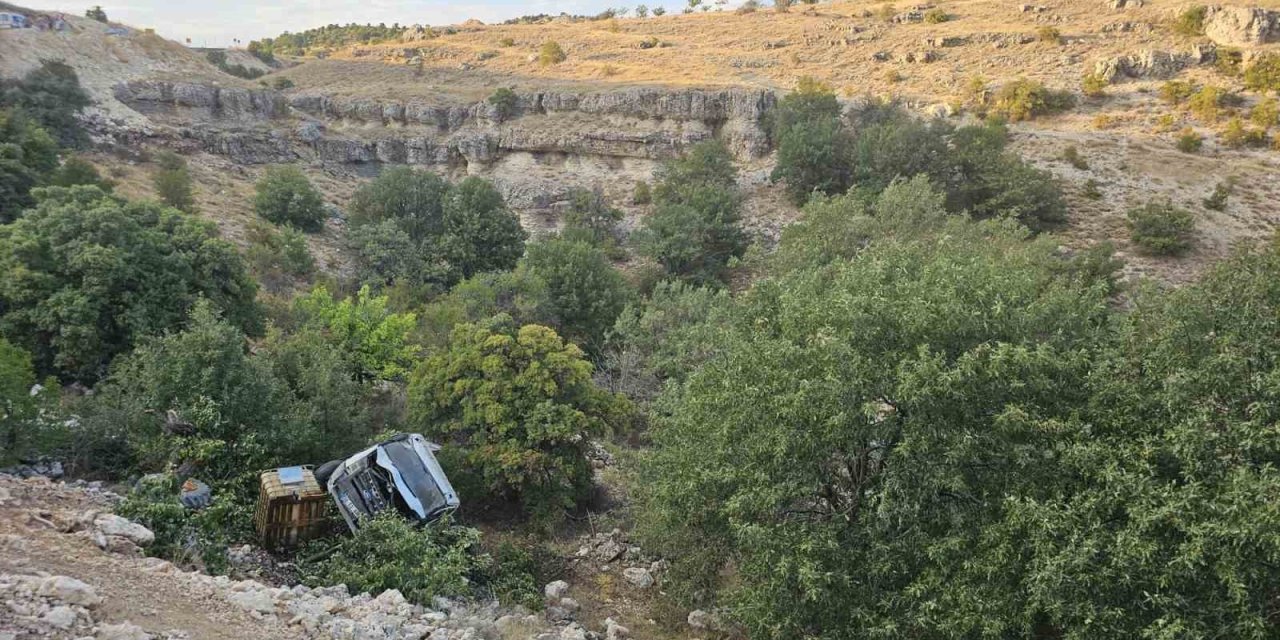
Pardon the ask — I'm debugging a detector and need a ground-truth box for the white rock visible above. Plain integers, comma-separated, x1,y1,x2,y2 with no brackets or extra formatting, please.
559,597,580,613
38,575,103,608
93,514,154,547
622,567,654,589
687,609,713,630
96,621,153,640
543,580,570,600
605,617,630,640
376,588,408,609
559,623,588,640
227,589,276,614
42,604,79,629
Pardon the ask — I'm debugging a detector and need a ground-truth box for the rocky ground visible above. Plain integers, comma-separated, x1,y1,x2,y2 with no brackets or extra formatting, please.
0,474,695,640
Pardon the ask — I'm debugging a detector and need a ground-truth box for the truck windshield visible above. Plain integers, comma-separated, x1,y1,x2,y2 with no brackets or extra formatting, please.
381,440,449,517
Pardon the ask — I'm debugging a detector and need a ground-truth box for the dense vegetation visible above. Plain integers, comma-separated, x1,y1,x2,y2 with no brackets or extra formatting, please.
6,54,1280,638
248,23,406,59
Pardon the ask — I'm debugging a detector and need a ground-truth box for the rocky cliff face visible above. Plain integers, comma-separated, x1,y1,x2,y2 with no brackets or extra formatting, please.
111,80,776,167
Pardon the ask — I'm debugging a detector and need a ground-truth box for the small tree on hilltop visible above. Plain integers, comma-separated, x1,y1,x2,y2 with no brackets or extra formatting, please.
254,165,326,232
85,6,108,22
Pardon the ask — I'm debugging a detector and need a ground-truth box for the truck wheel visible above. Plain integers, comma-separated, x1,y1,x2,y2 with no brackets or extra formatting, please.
314,460,341,488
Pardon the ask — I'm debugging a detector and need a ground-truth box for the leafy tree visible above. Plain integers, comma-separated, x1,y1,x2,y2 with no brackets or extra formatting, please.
349,166,449,238
0,338,56,464
637,140,746,285
638,219,1114,636
48,156,114,191
0,186,262,382
848,109,952,194
418,269,558,352
292,284,419,383
1127,200,1195,255
85,6,108,22
440,177,526,279
93,301,288,481
254,165,325,231
0,61,92,147
488,87,519,121
407,322,624,518
522,237,633,354
152,152,196,213
347,219,445,291
245,222,314,291
561,187,623,256
772,117,853,204
0,110,58,222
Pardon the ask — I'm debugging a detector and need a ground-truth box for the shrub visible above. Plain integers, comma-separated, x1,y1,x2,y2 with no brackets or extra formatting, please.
245,221,314,288
923,8,949,23
1083,178,1103,200
990,79,1076,122
1187,85,1229,121
1127,199,1195,255
770,78,851,203
1203,178,1234,211
0,338,57,465
1153,112,1178,132
884,68,904,83
1215,47,1244,78
774,0,792,13
652,6,666,15
1061,145,1088,170
85,5,108,22
1037,26,1063,44
498,37,515,47
407,323,627,519
522,238,633,354
1220,116,1266,148
539,41,567,66
440,177,527,279
152,151,196,213
1173,5,1207,36
562,187,624,255
961,74,989,112
488,86,519,121
1176,127,1203,152
48,156,114,191
1244,53,1280,93
1250,96,1278,128
736,0,759,13
117,475,251,573
271,77,294,90
0,110,59,222
0,187,261,382
877,4,896,21
636,4,650,17
293,284,419,383
1081,72,1108,98
1159,80,1197,105
254,165,325,231
633,179,652,204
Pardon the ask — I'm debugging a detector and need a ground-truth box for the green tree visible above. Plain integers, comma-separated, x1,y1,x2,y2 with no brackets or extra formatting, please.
0,186,262,382
254,165,325,231
350,166,449,238
638,219,1113,636
522,237,633,354
637,140,746,285
440,177,527,279
0,110,58,222
292,284,420,383
772,116,853,204
0,61,92,147
152,152,196,213
417,269,558,351
48,156,114,191
0,338,57,464
407,323,623,518
85,5,108,22
561,187,623,256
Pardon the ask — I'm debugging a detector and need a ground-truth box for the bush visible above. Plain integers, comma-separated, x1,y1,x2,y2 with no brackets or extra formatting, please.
774,0,792,13
245,221,314,288
48,156,114,191
254,165,325,231
522,238,633,354
632,179,652,204
498,37,515,47
1173,5,1207,36
488,87,519,121
116,474,252,573
990,79,1076,122
299,515,493,605
292,284,420,383
539,41,567,66
407,323,627,519
1081,72,1108,98
1127,199,1195,255
1215,47,1244,78
1037,26,1062,44
770,78,852,204
1203,178,1234,211
923,8,949,23
1176,127,1203,152
85,5,108,22
1220,116,1266,148
1250,96,1278,128
1061,145,1088,170
440,177,527,279
271,77,294,90
652,6,666,16
0,338,58,465
0,187,262,382
1187,85,1229,122
1244,53,1280,93
152,151,196,213
562,188,624,254
735,0,759,13
1159,80,1197,105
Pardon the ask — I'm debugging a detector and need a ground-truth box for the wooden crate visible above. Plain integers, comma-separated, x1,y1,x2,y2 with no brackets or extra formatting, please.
253,466,330,549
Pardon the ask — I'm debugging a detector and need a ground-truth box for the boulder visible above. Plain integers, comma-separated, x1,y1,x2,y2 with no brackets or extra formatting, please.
1203,6,1280,46
622,567,654,589
227,589,276,614
97,622,153,640
37,576,102,608
93,514,155,547
41,605,78,629
544,580,570,600
604,617,630,640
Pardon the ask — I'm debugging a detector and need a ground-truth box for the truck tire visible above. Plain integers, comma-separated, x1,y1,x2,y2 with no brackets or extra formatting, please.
314,459,342,489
